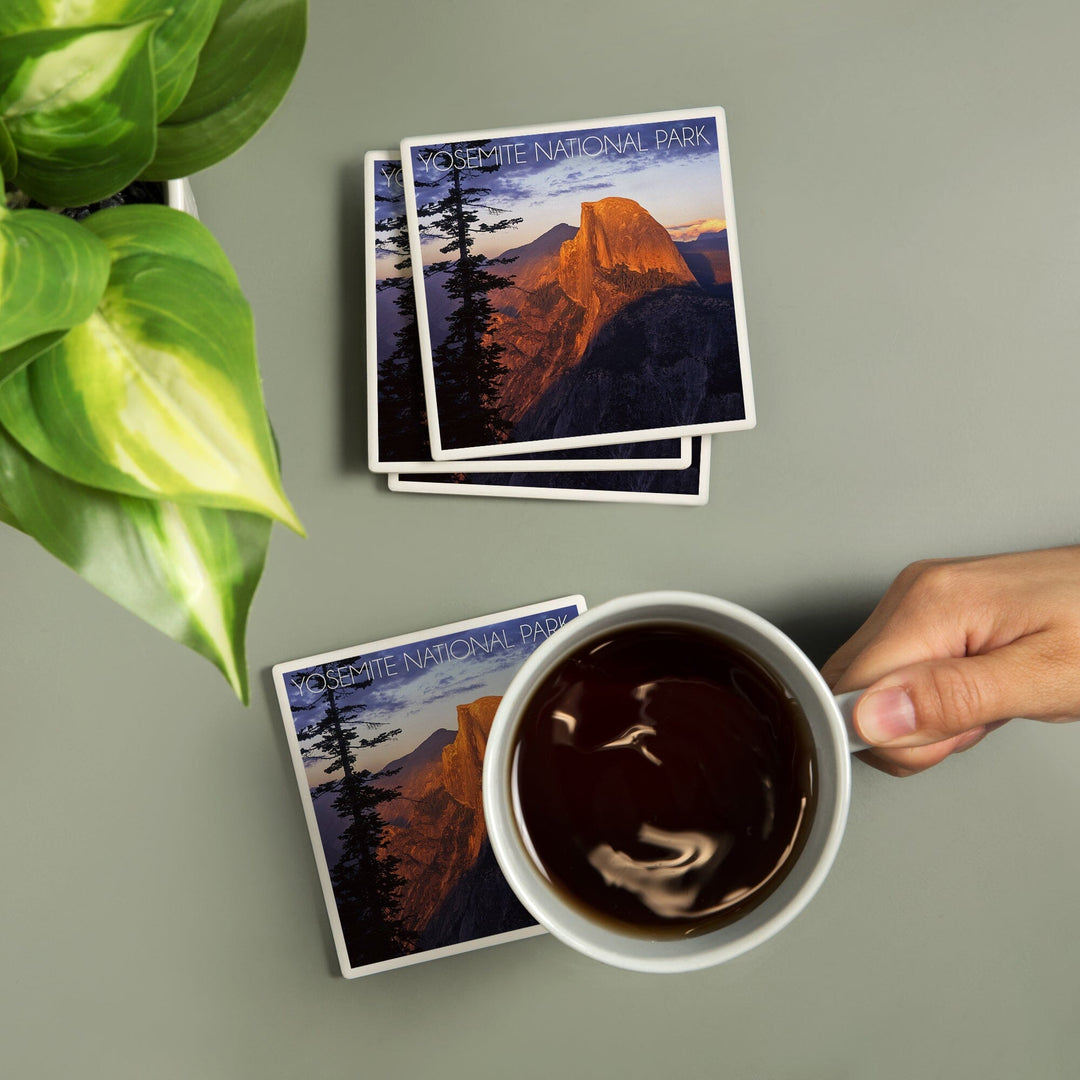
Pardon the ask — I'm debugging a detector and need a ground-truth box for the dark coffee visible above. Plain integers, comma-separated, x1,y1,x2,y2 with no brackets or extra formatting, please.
511,622,817,937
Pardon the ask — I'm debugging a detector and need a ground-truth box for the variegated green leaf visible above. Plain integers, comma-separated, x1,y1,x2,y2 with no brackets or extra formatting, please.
0,201,110,350
0,482,20,529
0,419,269,701
0,204,303,532
0,119,16,181
0,18,161,206
145,0,306,180
139,0,222,120
0,329,67,385
0,0,223,122
85,200,238,284
0,2,45,33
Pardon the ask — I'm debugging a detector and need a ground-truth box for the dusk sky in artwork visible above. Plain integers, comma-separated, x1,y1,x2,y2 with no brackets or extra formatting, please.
402,113,731,261
281,602,583,780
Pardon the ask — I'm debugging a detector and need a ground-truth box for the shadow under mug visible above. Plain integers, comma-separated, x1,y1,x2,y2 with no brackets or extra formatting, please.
482,590,867,974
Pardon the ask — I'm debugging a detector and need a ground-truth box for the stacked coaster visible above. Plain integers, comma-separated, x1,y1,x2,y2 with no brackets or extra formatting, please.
365,108,755,504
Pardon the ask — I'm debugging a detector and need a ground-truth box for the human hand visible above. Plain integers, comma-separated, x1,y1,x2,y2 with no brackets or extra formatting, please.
821,546,1080,776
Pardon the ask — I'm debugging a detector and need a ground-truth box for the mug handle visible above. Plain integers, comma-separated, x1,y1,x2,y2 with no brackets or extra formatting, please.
834,690,871,753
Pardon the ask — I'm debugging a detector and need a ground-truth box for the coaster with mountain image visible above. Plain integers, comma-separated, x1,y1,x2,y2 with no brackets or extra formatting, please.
273,596,587,977
401,108,755,461
366,151,692,476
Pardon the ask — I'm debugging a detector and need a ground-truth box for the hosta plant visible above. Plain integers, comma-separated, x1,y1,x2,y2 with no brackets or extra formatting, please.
0,0,307,702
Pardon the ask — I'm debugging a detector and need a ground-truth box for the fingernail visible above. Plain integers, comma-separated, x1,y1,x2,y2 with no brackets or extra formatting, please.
858,686,918,743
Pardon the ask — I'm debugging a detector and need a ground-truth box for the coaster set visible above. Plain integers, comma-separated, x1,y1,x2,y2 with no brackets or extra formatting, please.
366,108,755,504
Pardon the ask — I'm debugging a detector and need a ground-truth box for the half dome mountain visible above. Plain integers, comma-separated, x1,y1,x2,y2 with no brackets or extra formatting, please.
488,196,704,423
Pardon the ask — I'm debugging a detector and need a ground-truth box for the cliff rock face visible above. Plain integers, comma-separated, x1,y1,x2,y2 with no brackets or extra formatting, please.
441,696,493,813
511,286,745,443
380,696,529,941
492,222,578,313
418,837,536,950
558,197,696,312
489,197,699,424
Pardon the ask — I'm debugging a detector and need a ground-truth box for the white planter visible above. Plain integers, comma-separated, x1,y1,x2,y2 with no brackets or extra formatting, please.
166,178,198,219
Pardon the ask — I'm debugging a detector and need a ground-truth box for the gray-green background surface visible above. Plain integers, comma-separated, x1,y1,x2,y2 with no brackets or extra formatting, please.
4,2,1079,1076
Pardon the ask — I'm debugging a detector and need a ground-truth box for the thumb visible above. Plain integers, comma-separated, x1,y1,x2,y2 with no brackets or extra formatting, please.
853,640,1044,747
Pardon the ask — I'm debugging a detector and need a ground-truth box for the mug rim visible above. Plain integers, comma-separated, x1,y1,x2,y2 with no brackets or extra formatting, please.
482,590,853,973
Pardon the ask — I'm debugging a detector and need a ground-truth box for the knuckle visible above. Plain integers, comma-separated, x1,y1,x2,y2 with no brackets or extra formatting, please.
895,558,942,591
906,560,967,604
899,561,995,647
921,664,986,733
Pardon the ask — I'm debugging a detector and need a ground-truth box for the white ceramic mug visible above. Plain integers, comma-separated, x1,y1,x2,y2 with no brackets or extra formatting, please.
482,590,866,974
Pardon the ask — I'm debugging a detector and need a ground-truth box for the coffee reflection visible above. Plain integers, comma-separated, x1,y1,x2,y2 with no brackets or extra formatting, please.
511,624,817,937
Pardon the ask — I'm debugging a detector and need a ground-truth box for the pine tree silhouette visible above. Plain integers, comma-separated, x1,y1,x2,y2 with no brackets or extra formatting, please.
417,140,522,449
294,663,415,966
374,189,430,461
